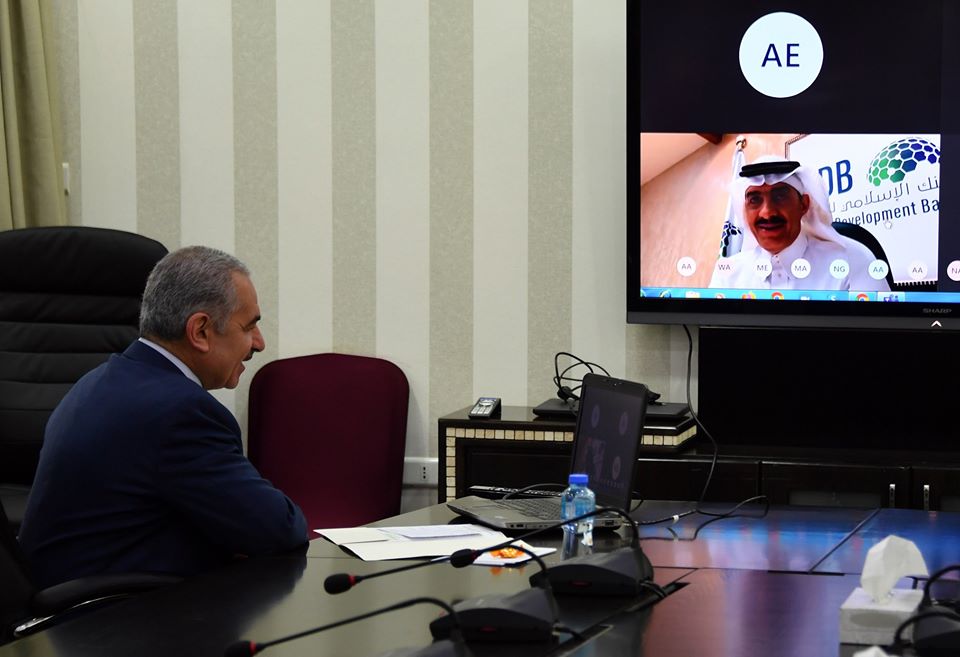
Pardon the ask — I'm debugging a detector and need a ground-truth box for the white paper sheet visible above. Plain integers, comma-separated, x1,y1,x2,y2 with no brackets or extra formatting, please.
314,523,510,561
381,525,485,539
315,527,390,544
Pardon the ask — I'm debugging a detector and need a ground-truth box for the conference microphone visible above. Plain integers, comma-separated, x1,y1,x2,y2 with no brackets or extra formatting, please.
323,506,651,642
448,506,653,597
527,506,653,596
223,596,469,657
428,543,559,643
909,563,960,656
912,612,960,657
325,556,449,594
324,507,636,596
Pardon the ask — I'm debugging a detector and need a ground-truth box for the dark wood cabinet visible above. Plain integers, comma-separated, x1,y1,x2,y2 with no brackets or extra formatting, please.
761,461,910,508
458,441,570,498
636,456,760,503
438,407,750,504
438,406,575,502
438,406,960,510
911,465,960,511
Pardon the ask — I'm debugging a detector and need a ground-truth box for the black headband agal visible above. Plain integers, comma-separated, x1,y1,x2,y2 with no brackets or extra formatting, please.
739,161,801,178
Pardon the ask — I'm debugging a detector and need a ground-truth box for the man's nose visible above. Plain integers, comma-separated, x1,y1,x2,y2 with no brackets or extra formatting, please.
252,327,265,353
757,197,777,217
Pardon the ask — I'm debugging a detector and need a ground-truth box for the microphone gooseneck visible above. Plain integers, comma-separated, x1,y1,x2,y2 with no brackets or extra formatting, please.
523,507,652,596
322,506,643,605
323,556,448,595
450,544,550,588
429,543,560,643
223,640,260,657
921,564,960,607
224,597,460,657
326,507,639,596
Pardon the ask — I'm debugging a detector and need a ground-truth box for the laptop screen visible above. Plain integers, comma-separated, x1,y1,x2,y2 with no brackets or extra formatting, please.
570,374,649,509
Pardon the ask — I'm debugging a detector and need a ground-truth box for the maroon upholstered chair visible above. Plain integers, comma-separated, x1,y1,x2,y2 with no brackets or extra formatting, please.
247,353,409,530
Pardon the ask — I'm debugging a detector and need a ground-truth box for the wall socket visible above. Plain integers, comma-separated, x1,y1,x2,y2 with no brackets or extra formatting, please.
402,457,438,486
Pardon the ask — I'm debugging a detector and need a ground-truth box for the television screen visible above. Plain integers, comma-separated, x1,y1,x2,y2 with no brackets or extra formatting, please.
628,0,960,329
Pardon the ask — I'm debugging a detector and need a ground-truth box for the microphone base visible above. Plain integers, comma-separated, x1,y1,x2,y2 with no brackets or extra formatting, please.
529,546,654,596
429,587,558,643
914,609,960,657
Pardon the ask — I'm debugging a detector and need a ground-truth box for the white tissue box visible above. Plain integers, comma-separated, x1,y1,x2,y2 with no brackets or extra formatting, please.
840,587,923,646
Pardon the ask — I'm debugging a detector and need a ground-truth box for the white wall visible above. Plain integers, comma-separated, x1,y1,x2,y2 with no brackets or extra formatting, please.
55,0,690,512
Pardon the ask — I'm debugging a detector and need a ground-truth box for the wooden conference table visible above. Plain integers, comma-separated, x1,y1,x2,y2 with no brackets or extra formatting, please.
2,500,958,657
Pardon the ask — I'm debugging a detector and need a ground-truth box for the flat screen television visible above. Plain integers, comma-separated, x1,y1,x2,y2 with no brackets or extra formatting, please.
627,0,960,330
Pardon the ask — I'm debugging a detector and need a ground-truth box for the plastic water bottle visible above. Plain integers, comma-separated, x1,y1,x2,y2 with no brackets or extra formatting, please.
561,473,595,550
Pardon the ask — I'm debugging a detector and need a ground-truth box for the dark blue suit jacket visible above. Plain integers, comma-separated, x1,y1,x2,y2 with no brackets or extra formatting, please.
19,340,307,588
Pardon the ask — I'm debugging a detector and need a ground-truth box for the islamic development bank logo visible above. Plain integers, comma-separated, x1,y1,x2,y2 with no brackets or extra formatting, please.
867,138,940,186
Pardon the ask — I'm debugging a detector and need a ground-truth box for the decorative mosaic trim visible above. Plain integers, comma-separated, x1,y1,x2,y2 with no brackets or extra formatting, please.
444,425,574,501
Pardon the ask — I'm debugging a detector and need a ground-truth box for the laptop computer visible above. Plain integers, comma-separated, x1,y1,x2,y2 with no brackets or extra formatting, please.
447,373,649,530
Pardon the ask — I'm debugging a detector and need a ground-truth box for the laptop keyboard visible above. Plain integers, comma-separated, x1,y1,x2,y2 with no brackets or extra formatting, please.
500,497,561,520
469,485,561,499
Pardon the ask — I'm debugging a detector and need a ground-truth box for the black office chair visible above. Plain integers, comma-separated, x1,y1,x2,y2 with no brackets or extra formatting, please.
831,220,897,291
0,227,167,532
0,499,181,644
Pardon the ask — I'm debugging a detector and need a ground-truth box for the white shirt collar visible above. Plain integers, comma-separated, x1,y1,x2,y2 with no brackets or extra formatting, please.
138,337,202,387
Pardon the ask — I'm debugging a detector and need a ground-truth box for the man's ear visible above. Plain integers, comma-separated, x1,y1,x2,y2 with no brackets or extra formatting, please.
800,193,811,214
184,312,214,353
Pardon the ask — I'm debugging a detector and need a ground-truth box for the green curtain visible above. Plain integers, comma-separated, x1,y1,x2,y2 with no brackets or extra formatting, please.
0,0,64,231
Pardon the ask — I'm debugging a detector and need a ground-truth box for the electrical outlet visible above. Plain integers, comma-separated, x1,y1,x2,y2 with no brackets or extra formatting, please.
403,457,438,486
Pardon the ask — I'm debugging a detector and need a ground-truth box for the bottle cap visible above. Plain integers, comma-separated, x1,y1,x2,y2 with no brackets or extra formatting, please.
568,473,588,486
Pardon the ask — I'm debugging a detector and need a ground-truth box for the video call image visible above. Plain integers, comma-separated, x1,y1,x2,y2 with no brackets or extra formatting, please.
572,395,637,496
635,0,960,307
639,132,943,301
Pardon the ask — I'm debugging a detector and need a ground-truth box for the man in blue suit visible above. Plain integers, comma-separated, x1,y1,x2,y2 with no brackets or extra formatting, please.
19,246,308,588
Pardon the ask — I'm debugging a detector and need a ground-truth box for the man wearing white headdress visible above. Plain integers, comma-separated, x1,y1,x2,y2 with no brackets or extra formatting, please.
709,156,890,292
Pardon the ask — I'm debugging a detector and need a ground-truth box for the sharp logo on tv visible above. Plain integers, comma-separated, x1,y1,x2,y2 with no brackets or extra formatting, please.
739,12,824,98
923,308,952,315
